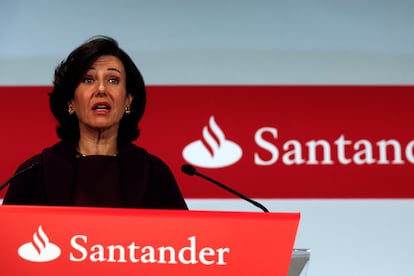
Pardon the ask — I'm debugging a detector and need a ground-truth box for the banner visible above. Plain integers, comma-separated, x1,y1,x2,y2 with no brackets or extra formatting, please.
1,86,414,199
0,206,299,275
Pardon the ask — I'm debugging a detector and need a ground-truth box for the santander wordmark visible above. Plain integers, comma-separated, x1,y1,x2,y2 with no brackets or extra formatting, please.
70,235,230,265
255,128,414,166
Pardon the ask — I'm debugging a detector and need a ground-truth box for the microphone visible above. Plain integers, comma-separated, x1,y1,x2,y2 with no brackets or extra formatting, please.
0,162,41,192
181,164,269,212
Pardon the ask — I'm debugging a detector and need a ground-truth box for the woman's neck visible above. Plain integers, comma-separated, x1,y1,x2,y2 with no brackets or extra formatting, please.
77,130,118,156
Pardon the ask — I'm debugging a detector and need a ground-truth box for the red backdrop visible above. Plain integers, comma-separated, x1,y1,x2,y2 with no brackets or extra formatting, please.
1,85,414,199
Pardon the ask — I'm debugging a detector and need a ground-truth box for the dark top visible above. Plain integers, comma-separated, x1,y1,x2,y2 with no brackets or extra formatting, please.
3,141,188,210
74,155,123,207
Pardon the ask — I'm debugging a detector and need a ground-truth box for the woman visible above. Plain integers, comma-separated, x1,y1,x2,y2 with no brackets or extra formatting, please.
3,36,188,209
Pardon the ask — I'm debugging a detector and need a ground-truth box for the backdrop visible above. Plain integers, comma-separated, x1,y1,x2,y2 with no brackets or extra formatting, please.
1,1,414,275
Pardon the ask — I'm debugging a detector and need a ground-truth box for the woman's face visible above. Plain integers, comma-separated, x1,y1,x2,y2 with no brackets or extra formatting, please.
69,55,132,136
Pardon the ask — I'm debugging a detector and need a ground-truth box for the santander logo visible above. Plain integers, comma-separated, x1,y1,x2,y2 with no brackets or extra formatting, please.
183,116,242,168
18,225,61,262
182,116,414,167
15,226,230,266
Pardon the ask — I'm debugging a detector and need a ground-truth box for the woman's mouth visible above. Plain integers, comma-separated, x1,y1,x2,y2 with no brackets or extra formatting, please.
92,102,111,113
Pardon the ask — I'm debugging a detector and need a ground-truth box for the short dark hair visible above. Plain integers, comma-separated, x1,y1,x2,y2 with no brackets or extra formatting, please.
49,35,146,143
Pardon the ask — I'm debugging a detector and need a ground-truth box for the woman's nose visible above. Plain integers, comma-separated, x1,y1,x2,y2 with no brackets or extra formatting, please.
96,81,107,96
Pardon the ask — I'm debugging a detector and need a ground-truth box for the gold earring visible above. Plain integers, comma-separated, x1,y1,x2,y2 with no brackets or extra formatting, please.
125,106,131,115
68,105,75,115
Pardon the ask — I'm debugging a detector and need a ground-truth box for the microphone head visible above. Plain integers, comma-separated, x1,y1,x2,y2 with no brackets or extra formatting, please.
30,162,42,169
181,164,197,176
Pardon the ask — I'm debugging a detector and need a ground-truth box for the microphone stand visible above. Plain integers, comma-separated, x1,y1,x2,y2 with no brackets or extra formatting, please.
0,163,40,192
182,164,269,212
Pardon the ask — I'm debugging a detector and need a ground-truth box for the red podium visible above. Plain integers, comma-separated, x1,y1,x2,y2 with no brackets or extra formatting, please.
0,205,299,275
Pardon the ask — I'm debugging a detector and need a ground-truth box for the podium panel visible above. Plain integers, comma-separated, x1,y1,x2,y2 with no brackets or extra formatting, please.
0,205,299,275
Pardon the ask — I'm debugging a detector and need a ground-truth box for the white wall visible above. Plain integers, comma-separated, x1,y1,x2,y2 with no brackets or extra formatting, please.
1,1,414,275
1,0,414,85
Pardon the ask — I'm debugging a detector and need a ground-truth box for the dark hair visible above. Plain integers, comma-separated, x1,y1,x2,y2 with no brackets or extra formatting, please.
49,35,146,143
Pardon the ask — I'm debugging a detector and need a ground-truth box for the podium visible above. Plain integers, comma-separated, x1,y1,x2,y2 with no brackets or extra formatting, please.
0,205,300,275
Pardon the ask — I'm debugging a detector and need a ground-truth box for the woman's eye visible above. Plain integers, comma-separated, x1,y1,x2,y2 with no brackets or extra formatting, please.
82,77,94,84
108,78,119,84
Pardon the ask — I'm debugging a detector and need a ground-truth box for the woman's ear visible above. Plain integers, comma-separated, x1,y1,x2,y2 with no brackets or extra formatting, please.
67,101,75,115
126,94,133,106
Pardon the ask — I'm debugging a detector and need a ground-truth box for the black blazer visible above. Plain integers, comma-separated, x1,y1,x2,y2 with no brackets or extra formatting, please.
3,141,188,210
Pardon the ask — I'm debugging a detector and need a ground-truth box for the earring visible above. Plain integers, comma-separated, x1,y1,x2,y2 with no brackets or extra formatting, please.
125,106,131,115
68,105,75,115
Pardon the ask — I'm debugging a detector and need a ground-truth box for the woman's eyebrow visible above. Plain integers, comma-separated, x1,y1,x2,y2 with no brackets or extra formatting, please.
107,67,121,73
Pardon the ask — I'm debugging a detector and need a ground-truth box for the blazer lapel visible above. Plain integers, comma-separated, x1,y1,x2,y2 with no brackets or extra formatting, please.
118,143,150,207
42,141,76,205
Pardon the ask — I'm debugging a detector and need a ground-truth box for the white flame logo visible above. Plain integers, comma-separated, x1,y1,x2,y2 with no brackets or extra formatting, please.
18,225,61,262
183,116,242,168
